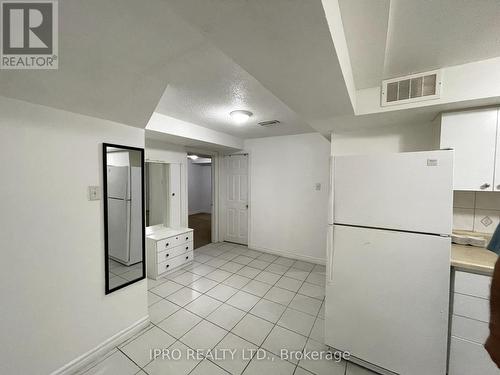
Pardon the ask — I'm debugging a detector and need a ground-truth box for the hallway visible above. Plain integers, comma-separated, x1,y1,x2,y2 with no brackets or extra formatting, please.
189,213,212,249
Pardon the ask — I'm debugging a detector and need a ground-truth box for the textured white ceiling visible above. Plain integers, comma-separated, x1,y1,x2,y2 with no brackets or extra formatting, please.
0,0,206,127
384,0,500,79
165,0,355,122
155,43,314,138
339,0,500,87
0,0,318,138
3,0,500,138
338,0,390,89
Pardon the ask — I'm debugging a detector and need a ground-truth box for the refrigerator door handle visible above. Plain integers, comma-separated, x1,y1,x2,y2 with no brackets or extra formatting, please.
328,156,334,224
327,225,334,283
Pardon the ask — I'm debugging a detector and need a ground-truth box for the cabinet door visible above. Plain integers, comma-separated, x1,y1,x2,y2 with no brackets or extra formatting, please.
440,108,498,191
168,163,181,228
449,336,499,375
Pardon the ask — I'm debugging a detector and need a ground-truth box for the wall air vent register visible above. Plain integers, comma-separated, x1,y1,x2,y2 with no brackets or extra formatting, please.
381,70,441,106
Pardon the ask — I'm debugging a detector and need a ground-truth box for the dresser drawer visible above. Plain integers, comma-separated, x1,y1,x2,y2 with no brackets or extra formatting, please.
455,271,491,299
452,314,489,344
157,242,193,263
453,293,490,322
180,231,193,244
449,336,499,375
158,251,193,275
156,231,193,252
157,236,181,251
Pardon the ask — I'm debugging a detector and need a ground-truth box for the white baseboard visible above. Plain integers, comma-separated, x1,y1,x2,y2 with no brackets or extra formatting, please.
50,316,150,375
248,243,326,265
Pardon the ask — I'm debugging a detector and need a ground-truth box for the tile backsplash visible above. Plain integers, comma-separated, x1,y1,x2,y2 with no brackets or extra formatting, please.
453,191,500,234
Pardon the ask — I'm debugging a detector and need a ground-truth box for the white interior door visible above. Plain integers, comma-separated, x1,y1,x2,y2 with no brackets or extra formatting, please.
224,154,248,245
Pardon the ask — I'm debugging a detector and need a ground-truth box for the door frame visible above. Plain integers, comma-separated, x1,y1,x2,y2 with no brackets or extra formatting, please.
219,152,250,245
185,147,220,243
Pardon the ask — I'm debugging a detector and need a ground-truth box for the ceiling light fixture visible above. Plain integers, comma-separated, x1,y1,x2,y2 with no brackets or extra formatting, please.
188,155,199,160
230,110,253,124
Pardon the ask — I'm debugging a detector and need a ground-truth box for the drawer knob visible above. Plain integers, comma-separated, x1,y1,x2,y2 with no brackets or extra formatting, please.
480,183,491,189
172,193,175,196
185,246,188,250
185,237,188,240
166,254,169,257
166,243,169,247
166,264,169,268
186,256,188,259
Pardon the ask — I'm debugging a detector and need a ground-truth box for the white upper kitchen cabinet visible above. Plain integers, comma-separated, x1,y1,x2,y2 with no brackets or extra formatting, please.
440,108,499,191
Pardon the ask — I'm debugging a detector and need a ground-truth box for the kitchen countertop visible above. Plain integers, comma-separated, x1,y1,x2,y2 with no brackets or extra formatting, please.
451,244,498,276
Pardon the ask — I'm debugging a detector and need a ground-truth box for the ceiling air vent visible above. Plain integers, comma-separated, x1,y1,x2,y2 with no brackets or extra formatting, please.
258,120,281,127
381,70,441,106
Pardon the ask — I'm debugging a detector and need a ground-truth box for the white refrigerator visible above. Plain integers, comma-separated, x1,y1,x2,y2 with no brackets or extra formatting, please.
107,165,142,266
325,150,453,375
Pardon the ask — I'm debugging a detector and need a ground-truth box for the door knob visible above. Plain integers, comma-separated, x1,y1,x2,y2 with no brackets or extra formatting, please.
480,183,491,189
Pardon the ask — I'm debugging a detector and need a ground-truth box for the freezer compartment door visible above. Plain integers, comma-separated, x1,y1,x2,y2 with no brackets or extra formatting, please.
325,225,450,375
334,150,453,235
107,165,130,199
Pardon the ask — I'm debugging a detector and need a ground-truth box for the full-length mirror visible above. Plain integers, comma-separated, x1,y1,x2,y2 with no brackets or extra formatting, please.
103,143,145,294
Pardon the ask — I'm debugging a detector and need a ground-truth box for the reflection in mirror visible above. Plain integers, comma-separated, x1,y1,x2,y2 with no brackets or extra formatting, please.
103,143,145,294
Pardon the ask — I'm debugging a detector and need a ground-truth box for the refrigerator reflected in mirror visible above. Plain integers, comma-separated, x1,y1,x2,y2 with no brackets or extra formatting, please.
103,143,145,294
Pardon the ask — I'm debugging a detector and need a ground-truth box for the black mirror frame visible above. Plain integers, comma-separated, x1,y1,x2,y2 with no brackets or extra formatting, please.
103,143,146,295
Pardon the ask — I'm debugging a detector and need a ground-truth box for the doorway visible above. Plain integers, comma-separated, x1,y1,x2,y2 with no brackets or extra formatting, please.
187,153,212,248
223,154,249,245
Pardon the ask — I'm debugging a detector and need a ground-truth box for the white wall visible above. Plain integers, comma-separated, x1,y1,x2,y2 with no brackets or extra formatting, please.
331,121,438,155
244,133,330,264
188,159,212,215
0,97,148,375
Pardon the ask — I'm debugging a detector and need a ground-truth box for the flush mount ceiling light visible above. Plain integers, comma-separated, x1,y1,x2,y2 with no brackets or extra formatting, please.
230,110,253,124
188,155,198,160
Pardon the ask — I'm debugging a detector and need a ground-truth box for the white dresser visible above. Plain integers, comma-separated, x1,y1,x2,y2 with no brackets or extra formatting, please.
146,226,194,279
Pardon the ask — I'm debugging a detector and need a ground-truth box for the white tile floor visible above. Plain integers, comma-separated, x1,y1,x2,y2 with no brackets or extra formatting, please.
80,242,347,375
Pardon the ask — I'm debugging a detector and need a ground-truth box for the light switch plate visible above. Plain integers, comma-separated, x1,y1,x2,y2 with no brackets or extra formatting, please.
88,186,101,201
315,183,321,191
